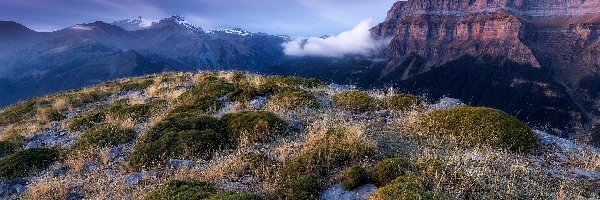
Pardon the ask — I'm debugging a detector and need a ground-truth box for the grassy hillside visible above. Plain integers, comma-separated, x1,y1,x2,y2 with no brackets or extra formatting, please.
0,71,598,199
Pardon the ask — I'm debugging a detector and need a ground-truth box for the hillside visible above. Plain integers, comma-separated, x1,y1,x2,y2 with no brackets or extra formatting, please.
0,71,597,199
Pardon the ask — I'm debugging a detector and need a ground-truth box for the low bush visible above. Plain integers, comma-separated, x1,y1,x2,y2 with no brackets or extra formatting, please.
268,88,319,110
220,111,288,144
262,76,324,93
0,141,18,157
0,148,59,179
174,77,235,114
109,101,164,122
120,79,154,92
72,125,136,150
342,165,370,190
67,112,105,131
207,192,265,200
129,113,226,168
240,152,278,179
418,106,539,151
372,157,412,186
333,91,376,112
66,90,111,108
145,179,215,200
368,175,446,200
382,94,420,111
45,109,65,122
275,128,374,200
0,100,38,125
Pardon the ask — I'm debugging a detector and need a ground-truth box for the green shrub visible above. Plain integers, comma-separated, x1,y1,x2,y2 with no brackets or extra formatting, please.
207,192,265,200
262,76,324,92
372,157,412,186
418,106,539,151
66,91,111,108
229,84,262,103
220,111,288,144
174,77,235,114
120,79,154,91
72,125,136,150
342,165,370,190
276,173,322,200
275,128,374,200
145,179,215,200
129,113,226,168
268,88,319,110
0,148,59,179
46,109,65,122
68,112,105,131
240,152,277,179
0,141,18,157
0,100,38,125
368,175,446,200
333,90,376,112
382,94,420,111
109,101,162,122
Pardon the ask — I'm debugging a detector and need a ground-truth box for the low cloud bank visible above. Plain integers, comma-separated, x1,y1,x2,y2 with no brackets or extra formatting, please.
282,18,390,57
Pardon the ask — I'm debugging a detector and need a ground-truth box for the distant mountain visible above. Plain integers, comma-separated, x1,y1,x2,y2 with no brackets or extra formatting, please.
0,16,288,106
270,0,600,140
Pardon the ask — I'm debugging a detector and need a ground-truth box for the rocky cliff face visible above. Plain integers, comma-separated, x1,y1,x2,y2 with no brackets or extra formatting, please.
372,0,600,139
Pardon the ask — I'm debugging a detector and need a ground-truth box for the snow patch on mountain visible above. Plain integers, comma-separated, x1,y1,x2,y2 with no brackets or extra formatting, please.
69,25,93,31
111,16,157,31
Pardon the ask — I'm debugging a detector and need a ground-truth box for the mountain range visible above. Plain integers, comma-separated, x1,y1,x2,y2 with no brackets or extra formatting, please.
0,16,287,107
2,0,600,140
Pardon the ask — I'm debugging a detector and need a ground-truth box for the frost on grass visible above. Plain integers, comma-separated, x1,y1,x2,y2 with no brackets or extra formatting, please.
0,71,596,199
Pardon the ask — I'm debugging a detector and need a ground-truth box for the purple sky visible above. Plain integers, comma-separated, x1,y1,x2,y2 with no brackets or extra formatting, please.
0,0,398,36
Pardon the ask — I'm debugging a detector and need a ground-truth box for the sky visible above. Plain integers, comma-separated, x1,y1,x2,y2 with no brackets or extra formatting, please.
0,0,398,36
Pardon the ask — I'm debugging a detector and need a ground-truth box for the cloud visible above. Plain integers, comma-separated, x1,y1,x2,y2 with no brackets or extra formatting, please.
282,18,390,57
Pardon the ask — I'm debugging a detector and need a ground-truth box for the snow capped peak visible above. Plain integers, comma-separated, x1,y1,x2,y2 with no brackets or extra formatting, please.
168,15,201,32
111,16,157,31
208,28,252,36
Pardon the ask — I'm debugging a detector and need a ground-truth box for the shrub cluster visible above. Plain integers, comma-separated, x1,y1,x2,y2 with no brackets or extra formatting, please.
220,111,288,144
0,148,59,179
382,94,421,111
145,179,264,200
109,100,165,122
372,157,413,186
275,128,373,200
0,100,40,125
129,112,224,169
418,106,539,151
68,112,106,131
66,90,111,108
368,175,446,200
268,88,320,110
333,90,376,112
174,77,235,114
72,125,136,150
342,165,369,190
120,79,154,92
262,75,324,93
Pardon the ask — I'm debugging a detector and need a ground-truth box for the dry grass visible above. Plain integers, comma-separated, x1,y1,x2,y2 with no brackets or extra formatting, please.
9,71,600,199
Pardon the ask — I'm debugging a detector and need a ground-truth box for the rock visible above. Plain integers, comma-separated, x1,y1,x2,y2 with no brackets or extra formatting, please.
248,96,268,109
52,165,69,175
466,152,485,161
222,182,249,190
65,192,84,200
430,97,464,110
124,172,143,186
329,84,357,92
168,159,196,169
374,110,390,117
25,128,74,149
320,183,377,200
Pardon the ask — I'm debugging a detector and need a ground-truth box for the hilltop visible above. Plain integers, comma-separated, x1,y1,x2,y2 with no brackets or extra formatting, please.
0,71,597,199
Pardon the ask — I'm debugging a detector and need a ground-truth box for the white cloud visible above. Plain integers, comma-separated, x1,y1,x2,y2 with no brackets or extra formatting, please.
282,18,390,57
